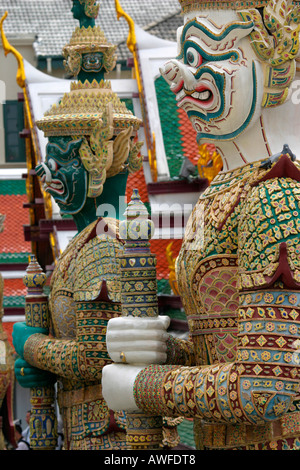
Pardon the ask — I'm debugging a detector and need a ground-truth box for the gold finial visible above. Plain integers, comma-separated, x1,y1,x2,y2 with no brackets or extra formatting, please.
166,242,180,296
197,144,223,183
23,255,47,292
114,0,136,53
119,189,155,242
0,12,26,89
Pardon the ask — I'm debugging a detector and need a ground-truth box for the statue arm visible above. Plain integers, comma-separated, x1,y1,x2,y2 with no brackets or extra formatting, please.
23,300,120,381
15,229,124,384
104,173,300,424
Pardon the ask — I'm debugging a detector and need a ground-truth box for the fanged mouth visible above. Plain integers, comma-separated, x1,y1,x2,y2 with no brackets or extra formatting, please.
176,87,213,105
41,175,65,195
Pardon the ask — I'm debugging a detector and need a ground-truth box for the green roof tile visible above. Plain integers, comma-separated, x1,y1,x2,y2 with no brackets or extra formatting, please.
121,99,134,114
157,278,172,295
164,307,187,321
0,179,27,195
0,252,31,264
155,76,186,179
3,295,25,308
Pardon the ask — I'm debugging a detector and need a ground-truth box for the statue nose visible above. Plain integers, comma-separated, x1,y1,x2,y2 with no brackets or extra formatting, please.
160,59,197,93
35,164,45,176
159,60,182,85
35,163,52,184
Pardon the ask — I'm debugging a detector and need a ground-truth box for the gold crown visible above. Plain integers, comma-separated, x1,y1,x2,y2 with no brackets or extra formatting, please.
179,0,269,12
36,79,141,137
63,26,117,76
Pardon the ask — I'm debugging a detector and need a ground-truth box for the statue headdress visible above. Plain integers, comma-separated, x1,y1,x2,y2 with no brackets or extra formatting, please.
62,26,117,76
78,0,100,18
178,0,269,11
178,0,300,108
36,0,143,198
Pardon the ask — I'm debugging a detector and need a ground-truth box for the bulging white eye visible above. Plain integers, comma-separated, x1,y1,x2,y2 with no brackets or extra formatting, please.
47,158,58,172
186,47,203,68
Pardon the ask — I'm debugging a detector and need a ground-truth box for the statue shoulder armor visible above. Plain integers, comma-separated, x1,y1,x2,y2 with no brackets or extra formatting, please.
73,218,124,302
238,155,300,290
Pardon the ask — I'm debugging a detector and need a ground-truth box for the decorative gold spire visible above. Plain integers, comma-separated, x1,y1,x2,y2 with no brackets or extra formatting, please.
115,0,136,53
0,12,26,88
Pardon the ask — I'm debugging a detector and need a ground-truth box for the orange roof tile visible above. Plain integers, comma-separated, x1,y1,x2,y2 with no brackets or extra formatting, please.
0,195,31,253
126,168,149,203
3,278,27,298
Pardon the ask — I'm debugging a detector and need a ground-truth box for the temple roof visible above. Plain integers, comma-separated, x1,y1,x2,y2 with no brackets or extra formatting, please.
0,179,31,264
0,177,30,315
0,0,181,62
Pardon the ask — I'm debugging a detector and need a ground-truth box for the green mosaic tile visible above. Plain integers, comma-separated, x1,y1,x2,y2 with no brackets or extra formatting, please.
144,201,151,215
154,76,185,179
163,307,187,321
0,179,27,195
121,98,134,114
157,278,172,295
3,295,25,308
0,252,31,264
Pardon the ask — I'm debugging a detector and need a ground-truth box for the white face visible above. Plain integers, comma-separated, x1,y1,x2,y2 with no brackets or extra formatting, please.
160,10,265,143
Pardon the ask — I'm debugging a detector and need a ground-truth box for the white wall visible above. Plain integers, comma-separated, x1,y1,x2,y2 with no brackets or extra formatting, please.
0,37,35,167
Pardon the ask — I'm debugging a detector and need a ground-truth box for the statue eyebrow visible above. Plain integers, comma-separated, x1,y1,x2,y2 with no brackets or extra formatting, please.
179,40,240,64
181,19,254,43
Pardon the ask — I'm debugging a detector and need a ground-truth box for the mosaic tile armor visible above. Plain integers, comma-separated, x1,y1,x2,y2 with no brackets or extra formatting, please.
23,218,128,449
23,216,181,450
134,154,300,450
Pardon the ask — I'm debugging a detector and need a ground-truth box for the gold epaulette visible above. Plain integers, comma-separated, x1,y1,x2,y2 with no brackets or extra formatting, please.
73,218,123,302
50,218,123,302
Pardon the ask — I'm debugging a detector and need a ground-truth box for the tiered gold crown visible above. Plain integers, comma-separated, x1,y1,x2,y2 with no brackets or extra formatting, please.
36,2,142,138
36,79,141,137
179,0,269,12
62,26,117,76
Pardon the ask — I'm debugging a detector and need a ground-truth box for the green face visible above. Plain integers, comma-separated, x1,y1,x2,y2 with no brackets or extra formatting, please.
82,52,104,73
71,0,95,28
35,137,88,215
71,0,85,21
